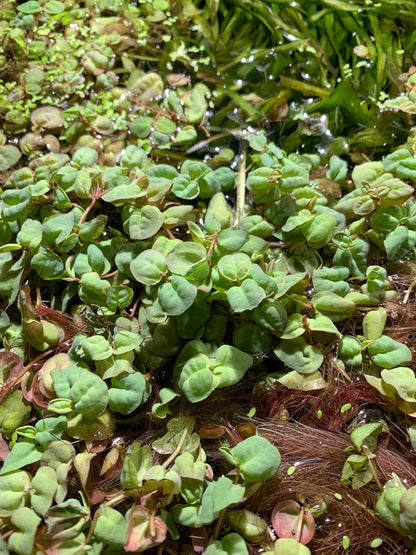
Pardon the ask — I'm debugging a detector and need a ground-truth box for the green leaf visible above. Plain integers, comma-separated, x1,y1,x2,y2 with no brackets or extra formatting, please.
30,466,58,516
351,422,383,452
44,1,65,14
279,161,309,192
102,183,146,204
152,416,199,455
0,470,31,517
218,254,252,281
381,367,416,402
273,538,312,554
94,506,128,547
129,117,152,138
0,390,30,439
205,192,234,229
120,145,147,169
213,345,253,387
332,236,369,277
384,226,416,262
302,213,338,249
31,248,64,280
0,145,22,171
163,204,195,226
16,219,42,249
376,475,406,534
72,147,98,167
205,533,249,555
81,335,113,360
176,302,210,339
0,440,43,475
399,486,416,539
157,275,198,316
226,279,266,312
44,498,89,542
172,477,245,527
312,291,356,322
166,242,207,276
152,388,179,419
217,229,248,254
175,125,198,146
274,337,323,374
363,308,387,340
326,155,347,182
113,330,143,354
307,314,341,341
78,215,107,242
229,435,281,482
121,443,153,489
34,416,67,447
253,300,287,334
233,323,270,355
129,206,164,240
338,336,362,367
130,249,167,285
312,266,349,296
109,372,151,414
351,161,384,188
368,335,412,369
179,354,218,402
172,176,199,199
51,364,109,418
8,507,41,555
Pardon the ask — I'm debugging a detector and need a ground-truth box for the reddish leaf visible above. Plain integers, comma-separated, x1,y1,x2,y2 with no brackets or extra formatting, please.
271,500,315,545
20,372,34,403
125,506,167,552
0,351,24,385
28,371,52,408
0,432,10,461
198,422,226,439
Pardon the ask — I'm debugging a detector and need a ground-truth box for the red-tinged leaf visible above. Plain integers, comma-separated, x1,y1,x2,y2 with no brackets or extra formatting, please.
190,526,208,553
20,372,34,403
204,463,214,481
124,506,167,552
0,351,24,386
0,432,10,461
74,451,105,505
100,446,121,476
29,372,51,408
198,422,226,439
271,500,315,545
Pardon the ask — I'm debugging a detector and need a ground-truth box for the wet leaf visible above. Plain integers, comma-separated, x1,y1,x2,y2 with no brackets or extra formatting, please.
271,500,315,545
0,145,21,171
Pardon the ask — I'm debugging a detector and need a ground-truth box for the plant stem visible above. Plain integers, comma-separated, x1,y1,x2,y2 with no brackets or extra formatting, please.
236,139,248,228
403,278,416,304
211,508,226,542
162,428,188,469
84,508,100,545
295,507,305,543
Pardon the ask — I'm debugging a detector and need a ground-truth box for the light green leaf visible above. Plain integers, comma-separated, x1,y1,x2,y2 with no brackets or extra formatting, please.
157,275,198,316
109,372,151,415
274,337,323,374
129,206,163,240
226,279,266,312
130,249,167,285
229,435,280,482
